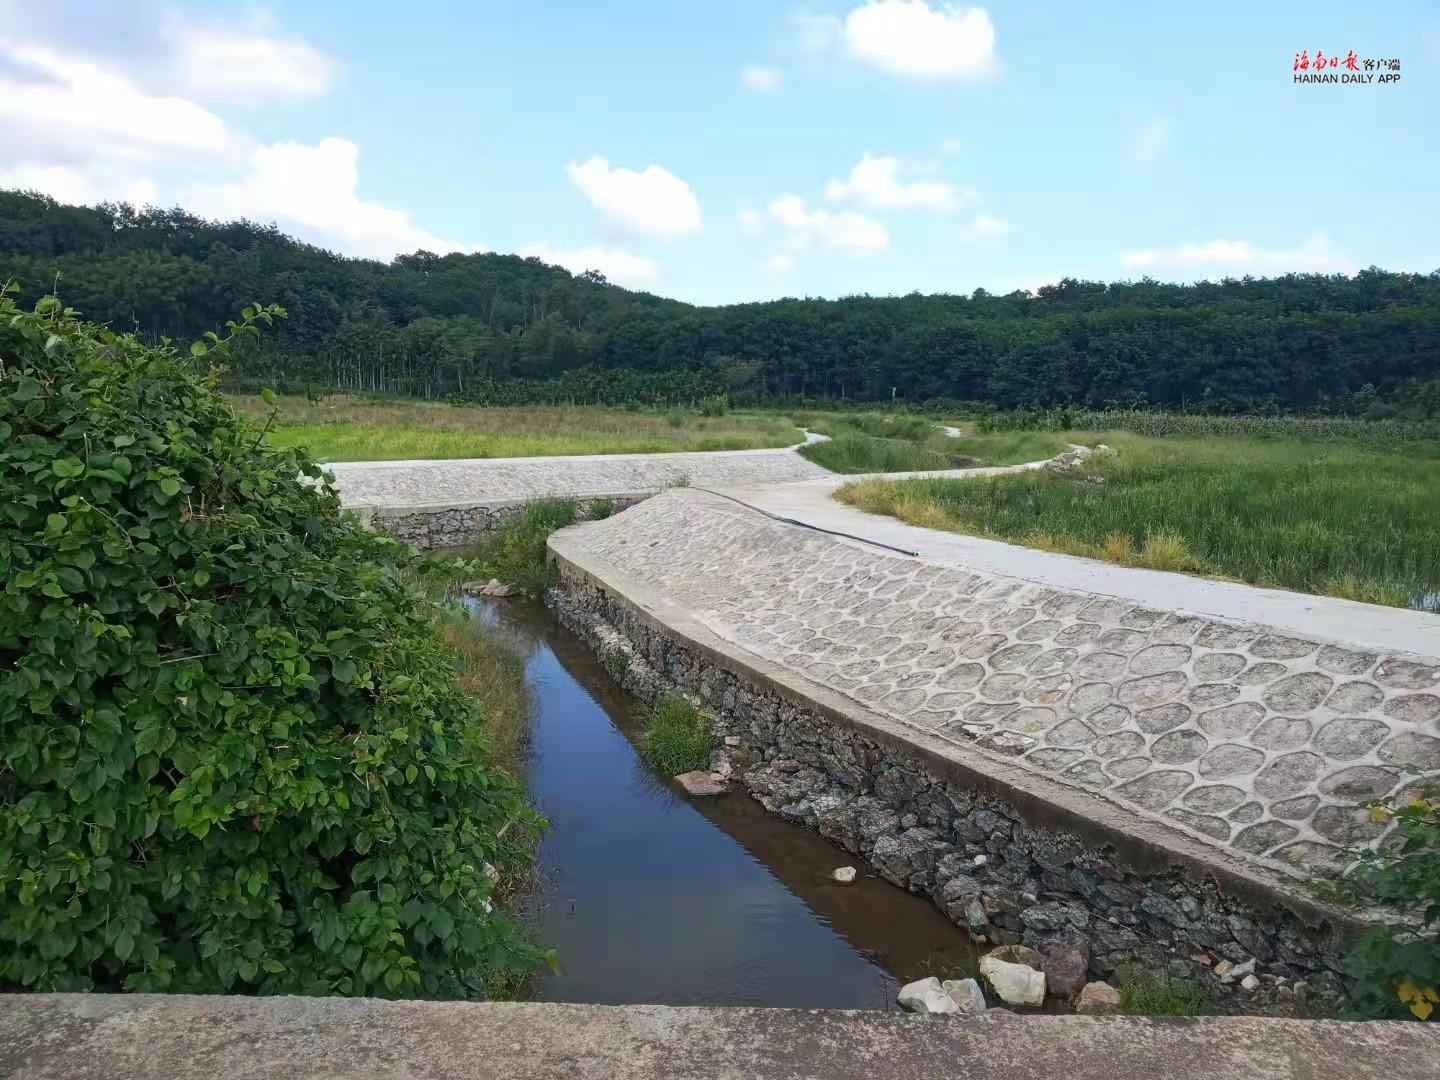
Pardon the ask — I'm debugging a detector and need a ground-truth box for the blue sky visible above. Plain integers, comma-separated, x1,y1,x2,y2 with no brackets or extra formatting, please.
1,1,1435,303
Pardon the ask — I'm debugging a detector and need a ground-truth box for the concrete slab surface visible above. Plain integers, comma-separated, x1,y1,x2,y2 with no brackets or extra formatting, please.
1,995,1434,1080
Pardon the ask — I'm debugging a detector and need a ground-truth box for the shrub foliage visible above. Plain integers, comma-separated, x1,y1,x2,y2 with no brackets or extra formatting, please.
0,291,545,995
1345,786,1440,1020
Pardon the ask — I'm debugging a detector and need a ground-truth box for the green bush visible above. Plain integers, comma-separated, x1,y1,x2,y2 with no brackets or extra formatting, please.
1345,786,1440,1020
639,695,713,776
468,498,619,596
0,292,545,996
697,394,729,417
1114,963,1213,1016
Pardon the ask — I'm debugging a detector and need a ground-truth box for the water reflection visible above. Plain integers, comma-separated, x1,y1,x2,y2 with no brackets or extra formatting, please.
473,598,976,1008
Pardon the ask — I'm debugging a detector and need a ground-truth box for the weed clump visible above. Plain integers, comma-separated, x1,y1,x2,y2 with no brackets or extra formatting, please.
640,695,713,776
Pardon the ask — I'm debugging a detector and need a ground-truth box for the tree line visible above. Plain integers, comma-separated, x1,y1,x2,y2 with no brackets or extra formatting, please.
2,189,1437,413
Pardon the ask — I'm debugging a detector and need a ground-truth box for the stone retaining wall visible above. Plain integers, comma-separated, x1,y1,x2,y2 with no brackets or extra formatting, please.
356,496,641,548
548,573,1356,998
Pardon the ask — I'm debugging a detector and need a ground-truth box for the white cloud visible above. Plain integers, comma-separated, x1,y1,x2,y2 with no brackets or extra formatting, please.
737,208,765,236
520,242,661,289
0,23,459,270
168,25,336,100
843,1,999,82
565,156,702,240
0,163,158,206
1120,234,1353,276
741,66,783,93
1131,117,1173,164
0,2,335,105
824,153,969,210
187,138,476,260
0,41,228,164
957,212,1009,242
940,135,964,156
767,195,889,255
765,253,796,274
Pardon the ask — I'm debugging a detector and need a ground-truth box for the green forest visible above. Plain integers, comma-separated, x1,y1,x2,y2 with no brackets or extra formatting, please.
2,189,1436,413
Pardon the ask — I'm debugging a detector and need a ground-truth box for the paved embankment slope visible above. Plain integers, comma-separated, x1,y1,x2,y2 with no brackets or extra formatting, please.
551,488,1440,891
2,995,1432,1080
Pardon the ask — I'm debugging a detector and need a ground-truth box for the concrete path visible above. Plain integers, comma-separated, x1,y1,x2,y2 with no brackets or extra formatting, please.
716,470,1440,659
4,994,1433,1080
327,432,831,510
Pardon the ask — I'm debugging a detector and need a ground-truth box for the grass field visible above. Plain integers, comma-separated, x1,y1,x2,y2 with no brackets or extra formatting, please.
795,412,1068,473
231,395,803,460
839,426,1440,610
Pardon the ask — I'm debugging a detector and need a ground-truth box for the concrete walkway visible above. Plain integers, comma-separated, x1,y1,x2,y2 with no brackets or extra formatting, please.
327,433,831,510
3,995,1433,1080
717,470,1440,659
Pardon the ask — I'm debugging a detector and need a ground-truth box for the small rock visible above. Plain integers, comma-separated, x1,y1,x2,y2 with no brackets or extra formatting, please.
943,978,988,1015
985,944,1043,971
1075,981,1122,1015
1240,973,1260,991
465,578,516,597
973,854,988,867
1217,958,1255,985
979,955,1046,1007
964,898,989,936
1189,952,1213,966
724,736,742,747
673,771,727,796
831,866,858,884
1213,959,1233,980
897,977,960,1015
1039,942,1090,998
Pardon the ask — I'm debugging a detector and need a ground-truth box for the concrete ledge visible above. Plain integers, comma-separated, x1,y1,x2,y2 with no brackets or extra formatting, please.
1,995,1431,1080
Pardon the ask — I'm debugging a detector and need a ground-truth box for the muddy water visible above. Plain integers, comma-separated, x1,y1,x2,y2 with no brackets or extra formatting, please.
472,598,977,1008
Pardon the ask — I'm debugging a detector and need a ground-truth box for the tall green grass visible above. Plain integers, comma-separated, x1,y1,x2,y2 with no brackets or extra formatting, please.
839,432,1440,610
796,412,1067,473
639,695,714,776
232,395,803,460
800,433,960,473
461,498,619,595
978,407,1440,449
1114,965,1215,1017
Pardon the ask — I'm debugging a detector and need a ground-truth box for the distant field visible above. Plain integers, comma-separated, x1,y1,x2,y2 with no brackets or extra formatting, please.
794,412,1067,473
230,396,804,460
838,426,1440,611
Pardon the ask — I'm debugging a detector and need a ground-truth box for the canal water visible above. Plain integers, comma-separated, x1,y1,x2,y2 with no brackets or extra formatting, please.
471,598,976,1009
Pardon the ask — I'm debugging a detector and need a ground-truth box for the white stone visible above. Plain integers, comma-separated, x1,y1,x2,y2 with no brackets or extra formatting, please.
673,771,727,796
831,866,858,884
1075,981,1122,1015
897,977,960,1015
1218,958,1255,985
1240,974,1261,991
979,955,1046,1006
465,578,516,597
972,854,988,866
942,978,987,1015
